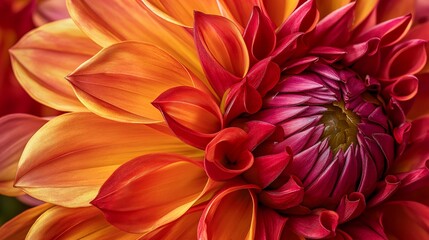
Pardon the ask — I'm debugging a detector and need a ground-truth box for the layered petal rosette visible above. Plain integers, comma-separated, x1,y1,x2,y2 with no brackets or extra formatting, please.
2,0,429,239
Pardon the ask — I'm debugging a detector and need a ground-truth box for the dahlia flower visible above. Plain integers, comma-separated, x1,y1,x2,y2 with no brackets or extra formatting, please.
1,0,429,239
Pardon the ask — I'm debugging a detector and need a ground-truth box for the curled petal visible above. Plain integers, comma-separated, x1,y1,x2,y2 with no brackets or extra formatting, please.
141,0,220,27
367,175,400,207
342,38,380,65
198,185,258,240
380,39,427,80
243,7,276,62
0,114,46,196
287,209,339,239
0,203,52,240
259,175,304,210
383,75,419,102
26,206,140,239
153,86,223,149
255,206,288,240
9,19,99,112
15,112,200,207
68,41,195,123
92,154,210,233
336,192,366,223
204,128,253,181
194,12,249,97
407,74,429,119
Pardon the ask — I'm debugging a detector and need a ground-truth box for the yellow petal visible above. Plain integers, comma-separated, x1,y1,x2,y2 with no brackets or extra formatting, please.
0,203,52,240
67,0,206,83
26,206,140,239
141,0,221,27
262,0,299,27
67,41,194,123
15,112,202,207
9,19,100,112
0,114,47,196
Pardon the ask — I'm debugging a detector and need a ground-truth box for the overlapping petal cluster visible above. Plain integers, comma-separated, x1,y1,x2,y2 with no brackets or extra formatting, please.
1,0,429,239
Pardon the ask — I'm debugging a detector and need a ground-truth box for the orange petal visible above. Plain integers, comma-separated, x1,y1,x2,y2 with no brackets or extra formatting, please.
377,0,415,23
9,19,100,112
92,153,210,233
141,205,204,240
217,0,264,29
262,0,299,27
15,112,201,207
66,0,206,83
141,0,221,27
354,0,378,28
194,12,249,96
25,206,141,239
198,185,258,240
0,203,52,240
316,0,351,18
0,114,47,196
67,41,194,123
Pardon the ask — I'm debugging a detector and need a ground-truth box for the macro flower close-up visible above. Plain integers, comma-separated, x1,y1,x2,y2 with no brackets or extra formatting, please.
1,0,429,239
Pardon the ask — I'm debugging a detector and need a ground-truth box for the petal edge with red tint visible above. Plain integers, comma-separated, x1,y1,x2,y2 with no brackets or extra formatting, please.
92,153,209,233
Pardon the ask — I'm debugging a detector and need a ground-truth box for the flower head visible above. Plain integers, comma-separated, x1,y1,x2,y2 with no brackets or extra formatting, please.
2,0,429,239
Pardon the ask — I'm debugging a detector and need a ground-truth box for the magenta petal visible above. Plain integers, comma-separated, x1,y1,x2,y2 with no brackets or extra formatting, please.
255,206,287,240
343,38,380,65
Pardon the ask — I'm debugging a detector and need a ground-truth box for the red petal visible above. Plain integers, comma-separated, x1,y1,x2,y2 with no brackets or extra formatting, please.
194,12,249,97
198,185,257,240
277,0,319,40
287,209,339,239
243,7,276,63
246,58,280,96
204,128,253,181
336,192,366,223
92,153,210,233
153,86,223,149
255,206,287,240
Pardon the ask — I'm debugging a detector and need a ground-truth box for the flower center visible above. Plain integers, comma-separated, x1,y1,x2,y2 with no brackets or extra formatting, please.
320,101,359,153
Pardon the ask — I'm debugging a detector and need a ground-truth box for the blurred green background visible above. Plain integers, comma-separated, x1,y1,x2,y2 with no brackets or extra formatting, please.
0,195,29,226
